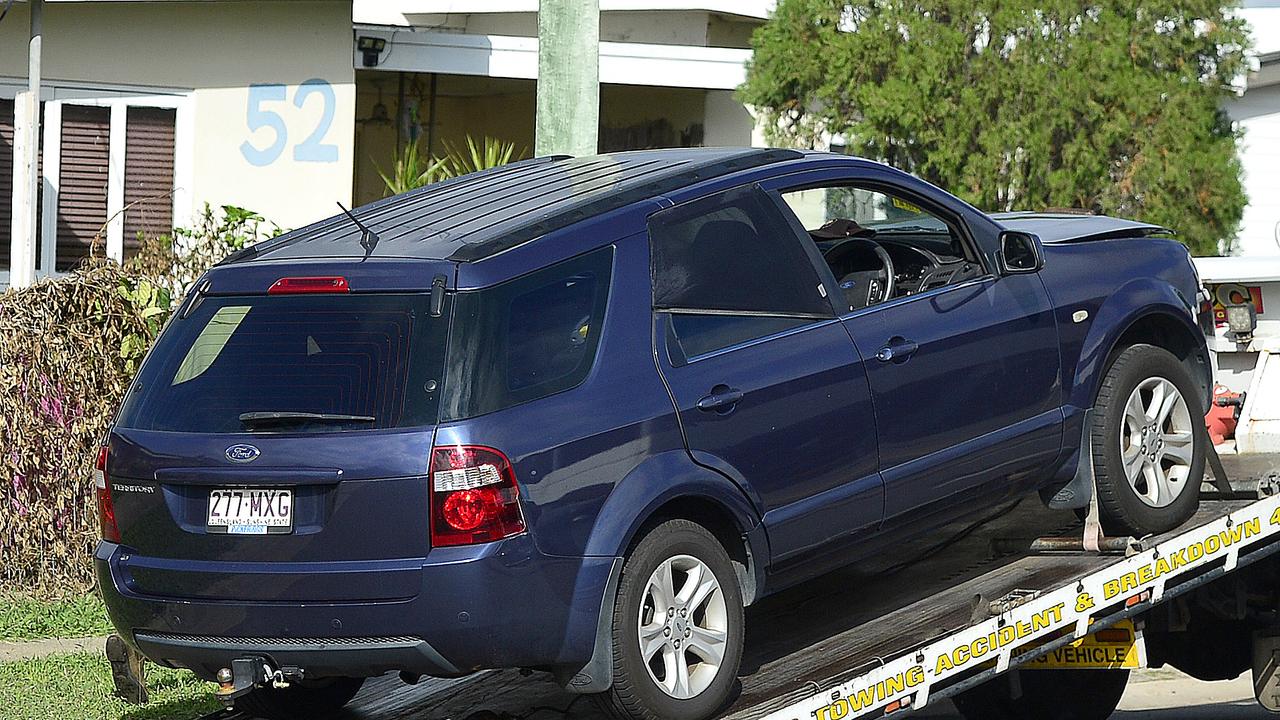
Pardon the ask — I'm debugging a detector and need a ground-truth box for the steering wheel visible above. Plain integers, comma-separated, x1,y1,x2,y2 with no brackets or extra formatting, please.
823,238,896,310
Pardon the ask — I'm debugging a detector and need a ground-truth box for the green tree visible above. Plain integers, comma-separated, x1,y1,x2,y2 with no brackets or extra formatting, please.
741,1,1250,255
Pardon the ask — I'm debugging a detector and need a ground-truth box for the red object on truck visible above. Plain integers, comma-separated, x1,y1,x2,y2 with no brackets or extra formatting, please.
1206,383,1243,445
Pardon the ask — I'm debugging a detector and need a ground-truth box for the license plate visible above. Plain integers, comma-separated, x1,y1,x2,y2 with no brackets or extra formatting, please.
1023,619,1145,670
206,488,293,535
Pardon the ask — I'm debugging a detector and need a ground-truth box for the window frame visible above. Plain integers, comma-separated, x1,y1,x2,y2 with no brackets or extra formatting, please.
0,80,192,285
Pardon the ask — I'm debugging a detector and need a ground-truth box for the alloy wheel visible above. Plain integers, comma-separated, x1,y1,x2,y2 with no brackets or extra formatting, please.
1119,376,1195,508
637,554,729,699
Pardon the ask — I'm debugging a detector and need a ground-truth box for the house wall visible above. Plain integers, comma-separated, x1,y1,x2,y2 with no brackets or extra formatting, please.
1230,81,1280,256
0,0,354,234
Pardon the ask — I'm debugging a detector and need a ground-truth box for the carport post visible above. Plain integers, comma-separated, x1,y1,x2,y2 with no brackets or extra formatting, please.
535,0,599,157
8,0,42,288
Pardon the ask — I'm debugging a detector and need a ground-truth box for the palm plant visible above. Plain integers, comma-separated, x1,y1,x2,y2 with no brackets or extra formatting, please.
374,135,525,197
437,136,523,178
374,140,450,196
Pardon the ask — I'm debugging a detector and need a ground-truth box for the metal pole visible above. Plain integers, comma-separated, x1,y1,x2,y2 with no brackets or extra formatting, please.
425,73,437,159
9,0,41,287
535,0,599,157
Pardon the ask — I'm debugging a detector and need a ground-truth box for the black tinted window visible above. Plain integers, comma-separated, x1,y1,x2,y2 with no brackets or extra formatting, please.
665,313,811,363
649,185,831,316
442,247,613,420
118,294,445,433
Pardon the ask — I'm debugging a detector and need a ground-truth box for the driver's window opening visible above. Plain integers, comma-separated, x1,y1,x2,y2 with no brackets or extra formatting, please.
780,186,984,312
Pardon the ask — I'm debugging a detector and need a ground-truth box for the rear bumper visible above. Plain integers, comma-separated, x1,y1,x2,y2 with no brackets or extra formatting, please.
132,632,460,680
96,535,616,681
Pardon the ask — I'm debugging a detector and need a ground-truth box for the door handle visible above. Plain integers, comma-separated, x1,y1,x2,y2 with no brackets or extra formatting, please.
697,385,744,412
875,337,919,363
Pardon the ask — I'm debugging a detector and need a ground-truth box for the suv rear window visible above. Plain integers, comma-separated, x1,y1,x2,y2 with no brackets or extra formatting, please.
117,294,446,433
441,246,613,420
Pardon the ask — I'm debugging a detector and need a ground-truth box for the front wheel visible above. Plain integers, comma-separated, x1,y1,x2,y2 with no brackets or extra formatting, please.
595,519,745,720
953,669,1129,720
1091,343,1203,537
233,676,364,720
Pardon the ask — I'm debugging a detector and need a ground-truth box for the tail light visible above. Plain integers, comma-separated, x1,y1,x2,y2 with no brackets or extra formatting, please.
94,446,121,543
429,445,525,547
268,276,350,294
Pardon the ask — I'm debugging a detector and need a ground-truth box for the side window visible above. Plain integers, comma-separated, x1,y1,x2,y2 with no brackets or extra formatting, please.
441,247,613,420
649,185,833,361
779,185,984,311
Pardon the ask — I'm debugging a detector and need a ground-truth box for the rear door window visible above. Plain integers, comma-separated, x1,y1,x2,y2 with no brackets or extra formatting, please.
649,184,831,316
117,294,446,433
649,185,834,361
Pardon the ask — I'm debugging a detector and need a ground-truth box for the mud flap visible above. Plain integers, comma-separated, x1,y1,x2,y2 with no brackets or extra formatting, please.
106,634,148,705
562,557,623,694
1043,410,1095,511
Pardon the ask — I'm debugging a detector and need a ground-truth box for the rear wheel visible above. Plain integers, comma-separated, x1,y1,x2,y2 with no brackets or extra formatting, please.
233,676,364,720
953,669,1129,720
595,519,744,720
1091,343,1203,537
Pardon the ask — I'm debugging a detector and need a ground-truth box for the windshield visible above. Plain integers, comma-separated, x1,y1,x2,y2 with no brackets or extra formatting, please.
117,293,447,433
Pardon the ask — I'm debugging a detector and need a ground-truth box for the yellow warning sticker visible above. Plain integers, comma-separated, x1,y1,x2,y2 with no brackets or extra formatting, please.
891,197,923,214
1023,619,1143,670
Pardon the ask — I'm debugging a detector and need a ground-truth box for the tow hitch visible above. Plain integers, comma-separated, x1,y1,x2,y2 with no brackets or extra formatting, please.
214,657,305,704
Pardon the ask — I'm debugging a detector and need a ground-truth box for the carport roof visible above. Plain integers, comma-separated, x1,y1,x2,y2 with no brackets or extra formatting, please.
222,147,801,265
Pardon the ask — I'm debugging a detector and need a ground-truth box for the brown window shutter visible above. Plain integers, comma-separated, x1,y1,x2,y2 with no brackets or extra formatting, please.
56,105,110,271
0,98,13,268
123,107,176,258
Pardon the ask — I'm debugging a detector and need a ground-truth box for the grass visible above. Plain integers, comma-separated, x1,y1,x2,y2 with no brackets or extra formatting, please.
0,652,219,720
0,593,115,642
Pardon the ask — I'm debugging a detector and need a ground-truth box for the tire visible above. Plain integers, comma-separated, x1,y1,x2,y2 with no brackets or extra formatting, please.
594,519,745,720
233,676,364,720
1091,343,1203,537
953,669,1129,720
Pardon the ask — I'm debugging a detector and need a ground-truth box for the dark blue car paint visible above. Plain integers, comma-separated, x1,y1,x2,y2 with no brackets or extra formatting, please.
658,314,884,565
98,150,1207,689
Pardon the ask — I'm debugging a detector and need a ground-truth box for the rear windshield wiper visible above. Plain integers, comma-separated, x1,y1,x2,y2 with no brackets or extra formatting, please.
238,411,376,428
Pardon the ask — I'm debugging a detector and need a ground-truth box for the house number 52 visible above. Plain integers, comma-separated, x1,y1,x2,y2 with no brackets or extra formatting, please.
240,79,339,166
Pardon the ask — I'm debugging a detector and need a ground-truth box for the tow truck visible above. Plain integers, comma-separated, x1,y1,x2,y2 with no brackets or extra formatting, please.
138,447,1280,720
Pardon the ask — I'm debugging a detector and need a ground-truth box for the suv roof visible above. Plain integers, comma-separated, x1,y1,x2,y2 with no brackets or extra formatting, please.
221,147,803,266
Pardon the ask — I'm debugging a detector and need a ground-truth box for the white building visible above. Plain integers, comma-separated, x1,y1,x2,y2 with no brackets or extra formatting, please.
0,1,356,285
4,1,1279,289
1231,1,1280,255
1,0,772,287
347,0,770,205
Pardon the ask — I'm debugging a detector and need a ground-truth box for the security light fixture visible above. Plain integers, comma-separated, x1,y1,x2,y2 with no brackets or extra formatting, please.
1226,302,1257,342
358,36,387,67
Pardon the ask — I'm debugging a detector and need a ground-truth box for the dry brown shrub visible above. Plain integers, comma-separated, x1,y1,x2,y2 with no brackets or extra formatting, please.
0,261,166,591
0,204,276,592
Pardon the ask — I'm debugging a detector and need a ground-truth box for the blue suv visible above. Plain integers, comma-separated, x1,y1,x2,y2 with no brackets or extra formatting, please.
97,148,1209,720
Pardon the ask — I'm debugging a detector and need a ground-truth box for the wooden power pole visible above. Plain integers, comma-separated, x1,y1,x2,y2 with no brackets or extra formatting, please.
535,0,599,158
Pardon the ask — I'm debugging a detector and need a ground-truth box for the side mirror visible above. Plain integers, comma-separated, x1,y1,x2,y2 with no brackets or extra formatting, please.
997,231,1044,274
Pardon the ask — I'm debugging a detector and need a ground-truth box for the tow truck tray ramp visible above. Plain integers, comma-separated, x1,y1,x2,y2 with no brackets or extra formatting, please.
206,455,1280,720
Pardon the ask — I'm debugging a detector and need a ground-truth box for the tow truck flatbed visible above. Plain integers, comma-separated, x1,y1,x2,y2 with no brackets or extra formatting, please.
206,453,1280,720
